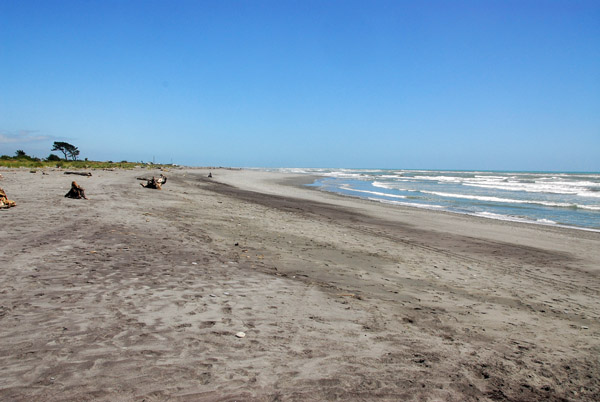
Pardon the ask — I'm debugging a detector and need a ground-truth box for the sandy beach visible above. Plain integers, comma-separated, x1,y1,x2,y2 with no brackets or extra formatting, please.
1,167,598,401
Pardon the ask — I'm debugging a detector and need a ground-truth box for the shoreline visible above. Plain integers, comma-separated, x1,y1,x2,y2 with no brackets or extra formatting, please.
209,169,600,254
310,184,600,234
267,168,600,233
1,167,599,400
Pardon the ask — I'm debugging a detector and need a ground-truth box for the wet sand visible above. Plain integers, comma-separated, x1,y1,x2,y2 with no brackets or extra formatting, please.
1,167,599,401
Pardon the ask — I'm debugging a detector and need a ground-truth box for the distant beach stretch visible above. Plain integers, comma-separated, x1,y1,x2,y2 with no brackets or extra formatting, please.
270,168,600,231
3,167,598,400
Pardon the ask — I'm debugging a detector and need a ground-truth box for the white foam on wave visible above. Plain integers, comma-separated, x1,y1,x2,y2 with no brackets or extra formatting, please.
339,185,407,199
370,198,446,210
372,199,600,232
372,181,415,190
380,172,600,198
536,218,557,224
270,167,331,175
420,191,600,211
370,180,600,209
299,168,600,231
322,171,376,179
568,203,600,211
473,211,551,225
461,177,600,197
463,182,600,197
372,181,394,189
415,175,464,183
279,168,312,174
422,190,524,203
577,191,600,199
274,169,600,198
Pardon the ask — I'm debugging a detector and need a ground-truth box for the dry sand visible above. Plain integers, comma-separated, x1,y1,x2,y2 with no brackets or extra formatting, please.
0,167,598,401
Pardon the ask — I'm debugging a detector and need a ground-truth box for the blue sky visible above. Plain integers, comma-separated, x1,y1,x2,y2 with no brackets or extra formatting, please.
1,0,599,170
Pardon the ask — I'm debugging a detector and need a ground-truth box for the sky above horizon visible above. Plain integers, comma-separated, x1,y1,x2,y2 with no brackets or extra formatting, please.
1,0,599,171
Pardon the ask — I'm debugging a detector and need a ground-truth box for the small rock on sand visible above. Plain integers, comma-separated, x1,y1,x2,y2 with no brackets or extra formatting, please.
235,332,246,338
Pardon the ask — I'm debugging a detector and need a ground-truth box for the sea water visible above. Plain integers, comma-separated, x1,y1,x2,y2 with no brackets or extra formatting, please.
273,169,600,231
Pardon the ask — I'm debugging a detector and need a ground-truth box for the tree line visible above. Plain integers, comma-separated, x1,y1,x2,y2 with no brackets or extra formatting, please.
1,142,80,161
51,142,79,161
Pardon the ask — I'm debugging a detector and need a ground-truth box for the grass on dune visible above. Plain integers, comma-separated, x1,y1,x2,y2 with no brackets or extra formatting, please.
0,158,168,170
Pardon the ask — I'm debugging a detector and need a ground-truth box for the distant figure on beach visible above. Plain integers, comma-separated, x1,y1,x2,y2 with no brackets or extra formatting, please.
208,172,212,178
65,181,88,199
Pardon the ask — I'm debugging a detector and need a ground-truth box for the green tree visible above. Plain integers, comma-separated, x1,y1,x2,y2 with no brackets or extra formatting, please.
51,141,80,160
15,149,27,158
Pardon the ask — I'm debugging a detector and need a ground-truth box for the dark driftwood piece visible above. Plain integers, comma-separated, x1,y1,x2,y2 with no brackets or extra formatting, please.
65,171,92,177
0,187,16,208
140,174,167,190
65,181,88,199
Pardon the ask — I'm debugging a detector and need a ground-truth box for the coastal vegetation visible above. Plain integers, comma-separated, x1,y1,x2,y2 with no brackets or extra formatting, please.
51,141,80,161
0,148,167,169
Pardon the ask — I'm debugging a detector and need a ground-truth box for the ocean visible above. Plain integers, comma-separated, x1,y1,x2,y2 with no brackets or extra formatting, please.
273,168,600,231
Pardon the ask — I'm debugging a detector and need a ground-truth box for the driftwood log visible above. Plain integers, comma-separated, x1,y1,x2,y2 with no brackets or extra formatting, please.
65,171,92,177
140,174,167,190
0,187,16,208
65,181,88,199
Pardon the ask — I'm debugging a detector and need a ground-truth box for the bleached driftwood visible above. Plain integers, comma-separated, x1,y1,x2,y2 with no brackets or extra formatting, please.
65,181,88,199
0,187,16,208
65,171,92,177
140,174,167,190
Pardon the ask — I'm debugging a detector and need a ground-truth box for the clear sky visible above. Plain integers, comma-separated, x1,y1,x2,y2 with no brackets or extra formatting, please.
1,0,599,171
